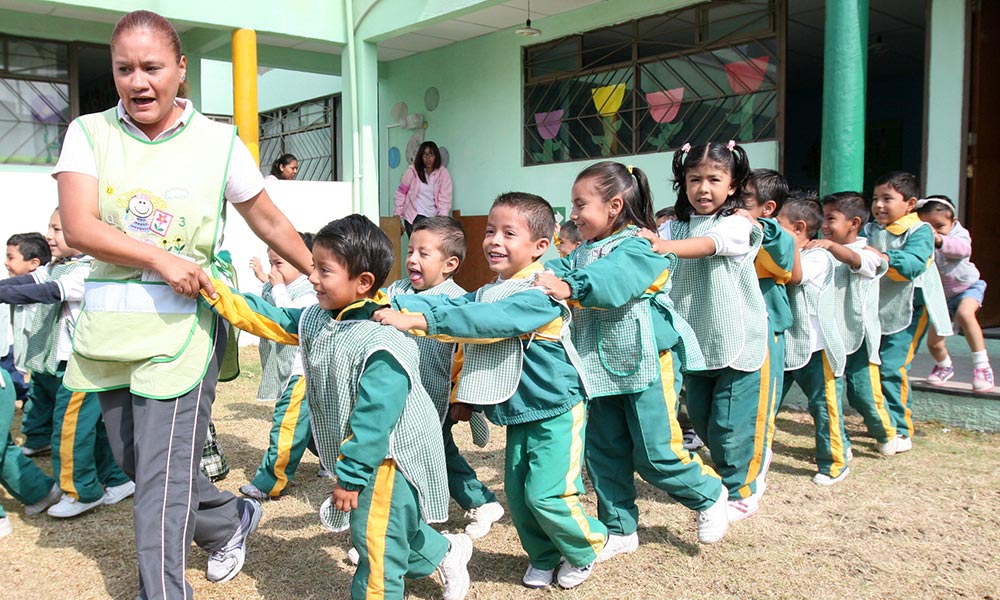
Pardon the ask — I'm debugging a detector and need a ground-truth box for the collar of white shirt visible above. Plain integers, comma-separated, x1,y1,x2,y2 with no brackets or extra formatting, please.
116,98,193,142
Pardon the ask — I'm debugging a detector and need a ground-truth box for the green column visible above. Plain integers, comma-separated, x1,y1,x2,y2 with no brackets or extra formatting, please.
341,37,380,222
819,0,869,196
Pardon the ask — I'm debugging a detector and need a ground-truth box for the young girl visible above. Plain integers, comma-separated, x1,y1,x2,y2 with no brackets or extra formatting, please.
535,161,729,558
643,141,771,522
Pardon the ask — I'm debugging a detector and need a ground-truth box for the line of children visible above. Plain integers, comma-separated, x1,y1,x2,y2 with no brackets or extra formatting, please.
0,209,133,518
536,161,728,562
241,233,322,501
203,215,472,600
916,195,994,392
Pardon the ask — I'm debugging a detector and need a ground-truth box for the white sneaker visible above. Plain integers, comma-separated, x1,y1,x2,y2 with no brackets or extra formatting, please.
812,468,850,486
464,501,504,540
876,437,898,456
102,481,136,505
25,482,62,516
436,533,472,600
0,517,11,538
846,447,854,462
682,428,705,450
346,546,360,566
206,498,262,584
556,559,594,589
726,493,759,523
522,564,554,588
239,483,270,501
755,448,774,498
21,444,51,457
47,493,102,518
893,435,912,453
697,486,729,543
595,532,638,563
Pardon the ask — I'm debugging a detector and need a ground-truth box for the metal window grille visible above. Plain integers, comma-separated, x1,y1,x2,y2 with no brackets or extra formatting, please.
259,94,341,181
523,0,779,166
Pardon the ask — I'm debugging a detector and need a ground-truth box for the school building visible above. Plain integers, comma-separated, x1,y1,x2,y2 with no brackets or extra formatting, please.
0,0,997,420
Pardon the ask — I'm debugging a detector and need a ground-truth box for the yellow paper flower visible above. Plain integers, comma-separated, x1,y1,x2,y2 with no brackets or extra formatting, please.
592,84,626,117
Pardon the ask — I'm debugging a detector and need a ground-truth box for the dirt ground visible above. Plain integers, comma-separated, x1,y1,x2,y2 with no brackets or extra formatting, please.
2,348,998,600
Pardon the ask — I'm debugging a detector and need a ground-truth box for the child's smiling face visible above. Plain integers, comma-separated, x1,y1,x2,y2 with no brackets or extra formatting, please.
482,205,548,279
871,184,916,226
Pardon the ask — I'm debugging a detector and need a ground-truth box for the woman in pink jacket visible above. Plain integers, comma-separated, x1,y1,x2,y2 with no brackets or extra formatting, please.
394,141,452,235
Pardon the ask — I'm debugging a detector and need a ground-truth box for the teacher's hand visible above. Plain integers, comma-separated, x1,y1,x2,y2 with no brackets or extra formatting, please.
154,253,217,299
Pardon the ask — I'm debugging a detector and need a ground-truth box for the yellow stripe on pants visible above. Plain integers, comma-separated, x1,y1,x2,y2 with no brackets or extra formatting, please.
899,309,929,435
271,376,307,496
741,346,771,498
561,402,606,555
59,392,86,499
365,460,396,600
821,352,847,477
867,362,897,439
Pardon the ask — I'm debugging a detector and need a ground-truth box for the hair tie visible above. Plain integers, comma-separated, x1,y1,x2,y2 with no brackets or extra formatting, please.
680,142,692,153
726,139,737,152
627,164,634,175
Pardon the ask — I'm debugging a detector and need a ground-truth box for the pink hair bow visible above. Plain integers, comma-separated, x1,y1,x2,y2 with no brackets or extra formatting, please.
726,139,737,151
680,142,692,153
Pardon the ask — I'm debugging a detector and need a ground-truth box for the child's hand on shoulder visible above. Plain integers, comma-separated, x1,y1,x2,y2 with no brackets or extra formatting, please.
372,307,428,333
637,227,659,242
864,245,890,262
805,238,834,251
733,208,761,228
533,272,572,300
249,256,267,283
333,484,359,512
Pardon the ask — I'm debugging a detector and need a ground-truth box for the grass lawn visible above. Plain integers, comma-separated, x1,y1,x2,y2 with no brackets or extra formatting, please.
2,346,998,599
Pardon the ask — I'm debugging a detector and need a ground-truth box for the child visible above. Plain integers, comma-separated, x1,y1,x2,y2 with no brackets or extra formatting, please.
557,220,582,257
645,141,771,522
203,215,472,600
535,161,728,559
776,199,850,484
865,172,953,451
5,232,51,453
916,195,994,392
376,193,607,590
739,168,800,493
808,192,897,455
655,206,676,226
0,209,133,518
240,233,320,501
0,301,62,538
384,216,503,540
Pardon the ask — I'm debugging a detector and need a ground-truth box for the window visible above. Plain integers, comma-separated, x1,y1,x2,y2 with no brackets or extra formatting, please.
523,1,779,166
259,95,342,181
0,36,71,165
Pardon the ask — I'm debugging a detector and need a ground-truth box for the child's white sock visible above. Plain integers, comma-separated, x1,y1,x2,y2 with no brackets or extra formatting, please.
972,350,990,368
936,356,953,369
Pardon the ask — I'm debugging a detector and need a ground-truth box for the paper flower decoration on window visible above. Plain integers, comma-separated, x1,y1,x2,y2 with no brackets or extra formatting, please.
591,84,626,117
646,88,685,123
725,56,769,95
534,110,564,140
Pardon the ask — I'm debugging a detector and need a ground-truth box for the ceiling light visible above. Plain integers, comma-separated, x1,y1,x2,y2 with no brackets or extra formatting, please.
516,0,542,37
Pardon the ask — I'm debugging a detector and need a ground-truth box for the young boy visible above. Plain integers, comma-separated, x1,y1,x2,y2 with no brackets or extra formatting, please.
240,233,321,501
808,192,898,455
739,169,800,492
916,195,994,392
0,209,133,518
376,193,607,591
557,220,582,258
865,172,953,451
776,199,850,485
5,232,51,452
203,215,472,600
384,216,503,540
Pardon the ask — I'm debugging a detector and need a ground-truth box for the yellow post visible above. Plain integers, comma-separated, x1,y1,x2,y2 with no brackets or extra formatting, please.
232,28,259,163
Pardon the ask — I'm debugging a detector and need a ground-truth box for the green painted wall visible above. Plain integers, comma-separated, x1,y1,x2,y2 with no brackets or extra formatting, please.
925,0,965,209
377,0,778,218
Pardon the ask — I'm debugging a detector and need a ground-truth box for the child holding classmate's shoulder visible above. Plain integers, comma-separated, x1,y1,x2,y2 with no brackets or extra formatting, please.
916,195,994,392
204,215,472,600
375,193,607,591
642,141,771,523
239,232,322,501
775,199,850,484
0,209,132,518
534,161,728,558
557,220,582,257
383,216,504,540
4,232,51,446
865,172,953,451
738,168,799,494
808,192,898,455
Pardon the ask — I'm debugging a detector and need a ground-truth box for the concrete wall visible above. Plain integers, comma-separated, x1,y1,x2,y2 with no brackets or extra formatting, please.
200,59,343,116
925,0,966,210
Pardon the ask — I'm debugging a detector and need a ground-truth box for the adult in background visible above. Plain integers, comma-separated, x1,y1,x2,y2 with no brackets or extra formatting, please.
53,10,312,599
267,153,298,180
394,141,453,235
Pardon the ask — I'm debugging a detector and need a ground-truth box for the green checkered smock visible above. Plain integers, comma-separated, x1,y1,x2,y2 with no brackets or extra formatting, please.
25,257,92,376
834,243,888,364
256,276,314,402
784,248,847,376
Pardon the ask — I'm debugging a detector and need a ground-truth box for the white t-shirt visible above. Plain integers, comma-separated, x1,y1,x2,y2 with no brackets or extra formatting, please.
800,249,831,353
52,99,264,204
845,237,882,279
659,214,754,258
51,259,90,362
